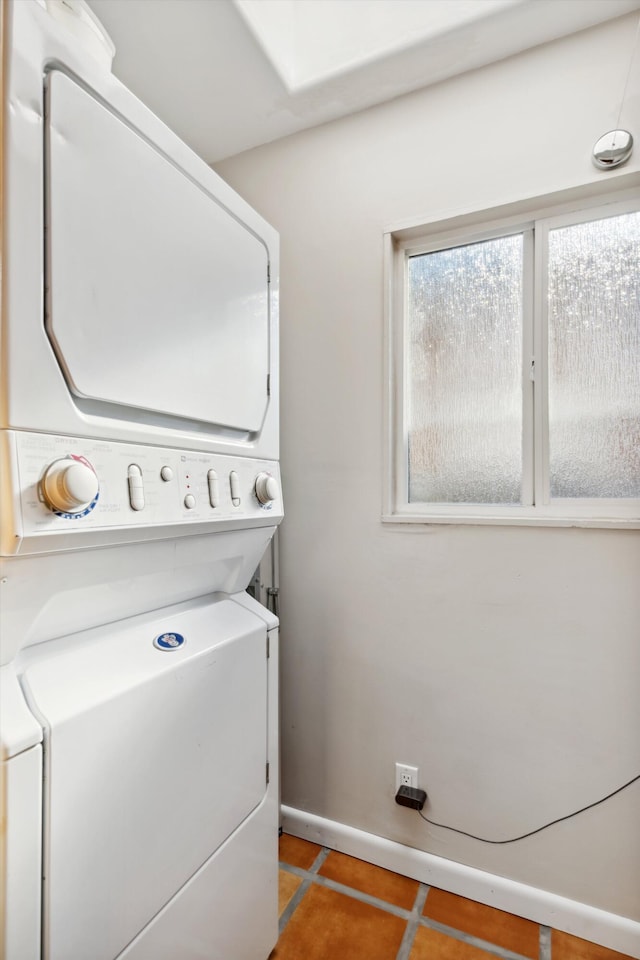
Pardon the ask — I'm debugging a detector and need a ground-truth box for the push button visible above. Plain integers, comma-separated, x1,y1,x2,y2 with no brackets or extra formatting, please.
229,470,240,507
128,464,145,511
208,469,220,508
184,494,196,510
160,465,174,482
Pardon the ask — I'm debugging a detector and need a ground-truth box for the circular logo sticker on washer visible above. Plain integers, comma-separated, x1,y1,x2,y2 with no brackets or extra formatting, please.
153,632,186,651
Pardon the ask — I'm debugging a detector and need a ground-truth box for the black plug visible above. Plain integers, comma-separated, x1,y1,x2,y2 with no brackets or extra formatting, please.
395,785,427,811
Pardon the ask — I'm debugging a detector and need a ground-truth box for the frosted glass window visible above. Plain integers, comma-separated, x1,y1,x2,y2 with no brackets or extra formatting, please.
389,196,640,525
407,235,523,504
548,212,640,498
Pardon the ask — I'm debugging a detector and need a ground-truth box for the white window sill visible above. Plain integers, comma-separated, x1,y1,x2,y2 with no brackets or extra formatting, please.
382,513,640,530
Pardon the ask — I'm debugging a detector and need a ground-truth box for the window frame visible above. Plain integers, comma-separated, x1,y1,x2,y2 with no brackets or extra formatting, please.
383,187,640,528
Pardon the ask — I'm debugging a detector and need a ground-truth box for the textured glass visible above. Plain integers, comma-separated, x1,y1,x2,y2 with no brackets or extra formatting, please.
407,235,523,504
548,212,640,498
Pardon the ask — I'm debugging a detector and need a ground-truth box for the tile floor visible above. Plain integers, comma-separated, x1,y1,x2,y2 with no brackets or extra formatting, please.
273,834,635,960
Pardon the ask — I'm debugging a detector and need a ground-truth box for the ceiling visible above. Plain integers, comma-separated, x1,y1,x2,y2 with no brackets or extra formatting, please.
86,0,640,164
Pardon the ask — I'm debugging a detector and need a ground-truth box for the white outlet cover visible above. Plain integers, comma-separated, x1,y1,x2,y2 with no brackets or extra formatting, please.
395,763,418,790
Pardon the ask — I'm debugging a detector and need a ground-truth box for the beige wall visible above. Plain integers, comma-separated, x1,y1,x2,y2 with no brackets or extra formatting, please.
217,13,640,919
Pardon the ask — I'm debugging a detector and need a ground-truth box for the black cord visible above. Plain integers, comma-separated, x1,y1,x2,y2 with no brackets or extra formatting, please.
417,772,640,844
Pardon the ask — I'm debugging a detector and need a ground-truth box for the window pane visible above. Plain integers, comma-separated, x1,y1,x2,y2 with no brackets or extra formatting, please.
548,211,640,498
407,235,523,504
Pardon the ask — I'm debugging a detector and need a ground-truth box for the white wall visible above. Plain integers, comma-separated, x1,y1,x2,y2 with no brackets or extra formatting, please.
217,13,640,921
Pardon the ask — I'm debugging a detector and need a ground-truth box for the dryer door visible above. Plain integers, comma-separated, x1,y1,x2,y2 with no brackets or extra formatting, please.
21,596,268,960
45,70,270,436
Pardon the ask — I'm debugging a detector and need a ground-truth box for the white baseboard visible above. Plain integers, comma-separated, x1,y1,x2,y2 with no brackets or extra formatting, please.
281,805,640,959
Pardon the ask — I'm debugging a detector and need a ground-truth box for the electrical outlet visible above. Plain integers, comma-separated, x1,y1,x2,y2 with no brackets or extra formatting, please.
395,763,418,791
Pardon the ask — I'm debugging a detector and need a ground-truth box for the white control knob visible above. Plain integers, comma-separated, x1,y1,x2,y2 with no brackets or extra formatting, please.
42,458,99,513
255,473,278,505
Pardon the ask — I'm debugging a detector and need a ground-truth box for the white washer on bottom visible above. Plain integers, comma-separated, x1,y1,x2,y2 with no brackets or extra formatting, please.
5,591,279,960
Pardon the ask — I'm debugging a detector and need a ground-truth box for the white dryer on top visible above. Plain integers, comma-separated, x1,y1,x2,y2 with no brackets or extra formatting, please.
2,0,279,459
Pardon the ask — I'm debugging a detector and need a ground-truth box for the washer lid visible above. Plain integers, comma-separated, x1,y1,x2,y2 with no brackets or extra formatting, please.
21,596,269,960
45,69,271,435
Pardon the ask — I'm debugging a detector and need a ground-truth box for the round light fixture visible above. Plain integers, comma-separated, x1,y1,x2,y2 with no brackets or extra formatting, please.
592,129,633,170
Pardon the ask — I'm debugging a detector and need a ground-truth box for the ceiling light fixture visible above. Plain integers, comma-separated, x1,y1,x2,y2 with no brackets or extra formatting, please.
592,13,639,170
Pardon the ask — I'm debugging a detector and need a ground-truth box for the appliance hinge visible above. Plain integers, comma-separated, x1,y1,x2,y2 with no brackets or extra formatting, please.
267,262,271,284
267,586,279,617
267,374,271,397
266,763,270,785
266,634,270,659
529,357,536,382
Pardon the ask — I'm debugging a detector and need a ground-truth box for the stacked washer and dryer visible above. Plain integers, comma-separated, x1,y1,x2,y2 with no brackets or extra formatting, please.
0,2,282,958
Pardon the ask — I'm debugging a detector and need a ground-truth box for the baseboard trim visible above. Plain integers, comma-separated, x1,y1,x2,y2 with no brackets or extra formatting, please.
281,806,640,959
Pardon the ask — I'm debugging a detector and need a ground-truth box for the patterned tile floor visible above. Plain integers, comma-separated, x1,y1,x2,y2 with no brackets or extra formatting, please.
272,834,635,960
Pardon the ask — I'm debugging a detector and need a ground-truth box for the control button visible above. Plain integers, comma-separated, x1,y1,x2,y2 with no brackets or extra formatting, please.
128,464,145,511
208,469,220,508
229,470,241,507
255,473,278,505
160,466,174,482
42,457,99,513
184,494,196,510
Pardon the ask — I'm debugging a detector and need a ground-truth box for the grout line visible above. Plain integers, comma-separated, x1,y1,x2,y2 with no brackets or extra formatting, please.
277,847,332,937
316,874,413,920
308,845,331,875
418,914,535,960
280,862,413,920
395,922,418,960
278,847,330,935
278,875,313,935
395,883,430,960
540,925,552,960
279,862,314,879
413,883,430,916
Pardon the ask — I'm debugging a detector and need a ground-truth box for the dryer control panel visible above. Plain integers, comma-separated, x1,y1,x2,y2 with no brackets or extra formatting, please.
1,431,283,556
